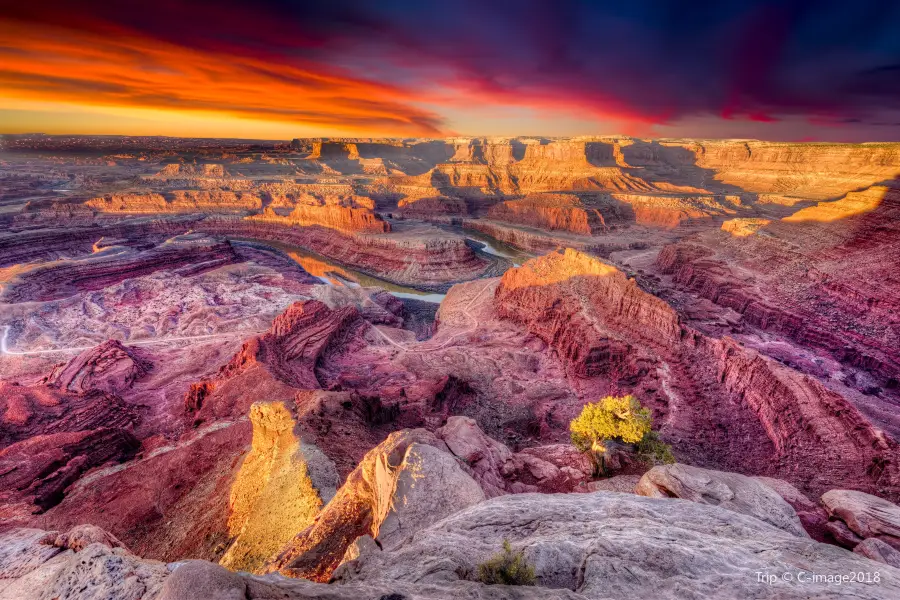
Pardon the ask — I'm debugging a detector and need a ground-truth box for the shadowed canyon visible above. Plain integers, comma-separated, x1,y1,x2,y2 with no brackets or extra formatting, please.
2,134,900,599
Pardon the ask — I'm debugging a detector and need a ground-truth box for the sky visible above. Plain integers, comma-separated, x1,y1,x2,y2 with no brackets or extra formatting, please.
1,1,899,141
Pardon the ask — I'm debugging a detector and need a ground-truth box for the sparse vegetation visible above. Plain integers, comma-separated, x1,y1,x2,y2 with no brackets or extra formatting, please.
635,430,675,465
476,540,536,586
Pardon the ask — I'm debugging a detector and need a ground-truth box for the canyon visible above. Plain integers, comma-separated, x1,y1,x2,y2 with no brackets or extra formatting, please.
1,134,899,599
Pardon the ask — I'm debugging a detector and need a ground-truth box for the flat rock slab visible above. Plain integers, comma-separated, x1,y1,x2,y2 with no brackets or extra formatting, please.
335,491,900,599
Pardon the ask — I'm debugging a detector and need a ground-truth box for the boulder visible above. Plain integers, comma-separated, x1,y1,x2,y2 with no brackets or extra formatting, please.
436,416,513,496
2,540,167,600
586,474,642,493
635,464,808,537
821,489,900,550
854,538,900,569
435,416,592,495
44,340,151,395
754,476,830,541
516,444,594,488
158,560,246,600
376,443,486,551
54,524,129,552
826,519,865,549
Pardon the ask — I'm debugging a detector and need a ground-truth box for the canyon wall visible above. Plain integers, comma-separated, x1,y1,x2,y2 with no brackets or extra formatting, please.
657,182,900,386
495,249,900,501
252,205,390,234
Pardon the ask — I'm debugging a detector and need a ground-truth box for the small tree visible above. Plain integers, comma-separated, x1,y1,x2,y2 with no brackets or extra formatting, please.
570,395,651,453
476,540,536,586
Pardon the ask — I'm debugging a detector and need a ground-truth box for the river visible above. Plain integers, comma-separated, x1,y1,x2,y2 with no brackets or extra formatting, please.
232,232,532,305
231,238,450,302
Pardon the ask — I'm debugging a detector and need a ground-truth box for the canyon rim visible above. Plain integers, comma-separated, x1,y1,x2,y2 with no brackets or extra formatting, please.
3,1,900,598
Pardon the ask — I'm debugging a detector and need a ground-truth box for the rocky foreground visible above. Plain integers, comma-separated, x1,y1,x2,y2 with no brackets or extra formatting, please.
3,457,900,598
1,135,899,598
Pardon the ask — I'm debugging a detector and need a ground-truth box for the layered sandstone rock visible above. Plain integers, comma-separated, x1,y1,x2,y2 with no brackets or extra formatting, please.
682,140,900,199
154,163,230,178
754,476,829,541
32,417,252,561
397,194,468,216
85,192,169,213
334,492,900,599
855,538,900,568
220,401,338,573
264,428,482,581
0,428,139,517
487,193,607,234
822,490,900,551
4,135,900,599
656,182,900,391
8,490,900,599
0,381,136,448
43,340,151,395
721,217,771,236
608,192,738,227
436,416,593,496
251,204,389,233
0,527,167,600
635,463,808,536
265,415,593,582
0,234,239,302
197,217,494,291
86,191,263,213
218,300,367,393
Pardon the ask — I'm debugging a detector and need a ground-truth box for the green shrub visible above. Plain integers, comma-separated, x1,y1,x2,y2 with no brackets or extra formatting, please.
476,540,536,586
569,395,652,452
635,430,675,465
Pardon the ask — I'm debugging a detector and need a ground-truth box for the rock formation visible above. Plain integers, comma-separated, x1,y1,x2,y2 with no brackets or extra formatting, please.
335,492,900,599
821,489,900,551
43,340,151,395
197,217,495,291
2,135,900,598
253,204,390,234
635,463,808,536
495,249,900,501
0,234,239,302
264,428,482,581
487,194,608,234
87,191,264,213
656,182,900,394
220,401,338,573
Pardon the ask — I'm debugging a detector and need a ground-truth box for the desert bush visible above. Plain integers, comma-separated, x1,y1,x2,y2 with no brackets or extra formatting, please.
635,430,675,465
476,540,536,586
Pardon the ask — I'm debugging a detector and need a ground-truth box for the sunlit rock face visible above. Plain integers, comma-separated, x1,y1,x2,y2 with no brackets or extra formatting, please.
220,401,337,573
2,135,900,598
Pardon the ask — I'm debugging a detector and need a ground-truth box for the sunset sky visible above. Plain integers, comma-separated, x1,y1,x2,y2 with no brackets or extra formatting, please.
1,1,899,141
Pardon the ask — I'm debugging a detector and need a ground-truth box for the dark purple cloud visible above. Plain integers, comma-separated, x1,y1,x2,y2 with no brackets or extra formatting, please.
3,0,900,137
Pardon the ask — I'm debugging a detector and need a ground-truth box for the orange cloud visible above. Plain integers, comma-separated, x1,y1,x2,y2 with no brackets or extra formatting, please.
0,18,446,136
